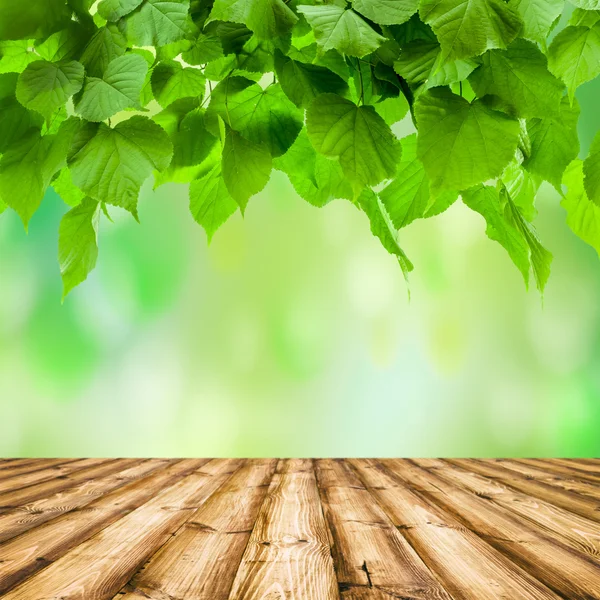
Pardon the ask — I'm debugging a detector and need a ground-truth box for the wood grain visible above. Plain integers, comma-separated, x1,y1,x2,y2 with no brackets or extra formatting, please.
114,459,276,600
228,459,339,600
386,459,600,599
351,459,560,600
0,459,598,600
315,458,452,600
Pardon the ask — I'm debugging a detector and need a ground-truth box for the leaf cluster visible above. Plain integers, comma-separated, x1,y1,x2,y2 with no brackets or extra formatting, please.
1,0,600,296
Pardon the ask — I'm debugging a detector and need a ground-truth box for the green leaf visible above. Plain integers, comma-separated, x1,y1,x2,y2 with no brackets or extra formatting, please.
373,94,410,125
562,159,600,257
380,133,456,229
0,126,73,227
306,93,400,194
469,39,564,118
208,0,297,40
98,0,145,20
58,197,101,298
274,49,348,108
0,0,71,41
190,164,238,242
79,25,128,78
68,116,173,217
221,127,272,212
123,0,196,46
509,0,564,45
419,0,522,62
548,24,600,103
208,77,303,157
583,130,600,205
393,39,477,87
415,87,520,193
273,130,353,207
16,60,85,120
52,168,86,207
463,184,539,289
171,108,218,168
523,96,580,189
352,0,419,26
500,160,539,221
505,188,552,292
0,73,44,153
297,5,386,57
0,40,37,74
569,0,600,9
35,22,90,62
357,187,414,281
182,33,224,65
151,60,205,108
570,8,600,27
75,53,148,122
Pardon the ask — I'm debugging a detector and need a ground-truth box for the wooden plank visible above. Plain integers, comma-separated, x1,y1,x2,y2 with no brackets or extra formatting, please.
315,459,452,600
385,460,600,600
0,459,169,544
449,459,600,523
414,459,600,562
114,459,277,600
224,459,339,600
1,459,243,600
0,459,211,595
536,459,600,484
350,459,560,600
498,459,600,499
550,458,600,476
0,460,52,476
0,459,87,491
0,459,134,510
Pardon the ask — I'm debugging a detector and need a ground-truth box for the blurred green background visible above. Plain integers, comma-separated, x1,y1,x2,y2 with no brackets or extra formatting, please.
1,74,599,458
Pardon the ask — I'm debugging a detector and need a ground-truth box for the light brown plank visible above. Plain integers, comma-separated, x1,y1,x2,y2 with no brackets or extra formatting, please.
385,460,600,600
0,459,210,595
351,459,560,600
0,459,92,492
115,459,277,600
449,459,600,523
505,459,600,496
2,459,243,600
315,459,452,600
0,459,169,544
0,459,135,510
537,459,600,484
415,459,600,562
224,459,339,600
0,460,55,477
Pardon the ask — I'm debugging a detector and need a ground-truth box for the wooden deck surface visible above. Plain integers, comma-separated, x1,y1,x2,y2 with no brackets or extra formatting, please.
0,459,598,599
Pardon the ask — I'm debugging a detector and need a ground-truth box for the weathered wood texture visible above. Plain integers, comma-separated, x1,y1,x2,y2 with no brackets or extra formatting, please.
0,459,597,599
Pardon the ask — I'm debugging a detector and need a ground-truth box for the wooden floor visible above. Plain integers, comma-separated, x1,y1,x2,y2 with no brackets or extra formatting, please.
0,459,598,599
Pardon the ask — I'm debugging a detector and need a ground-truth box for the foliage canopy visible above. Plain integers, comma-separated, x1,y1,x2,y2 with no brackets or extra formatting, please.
0,0,600,296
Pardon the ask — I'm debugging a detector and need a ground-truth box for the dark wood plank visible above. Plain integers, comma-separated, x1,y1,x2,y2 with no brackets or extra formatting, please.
114,459,276,600
0,459,210,595
449,459,600,523
315,459,452,600
1,459,243,600
226,459,339,600
385,460,600,600
351,459,561,600
0,459,168,544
